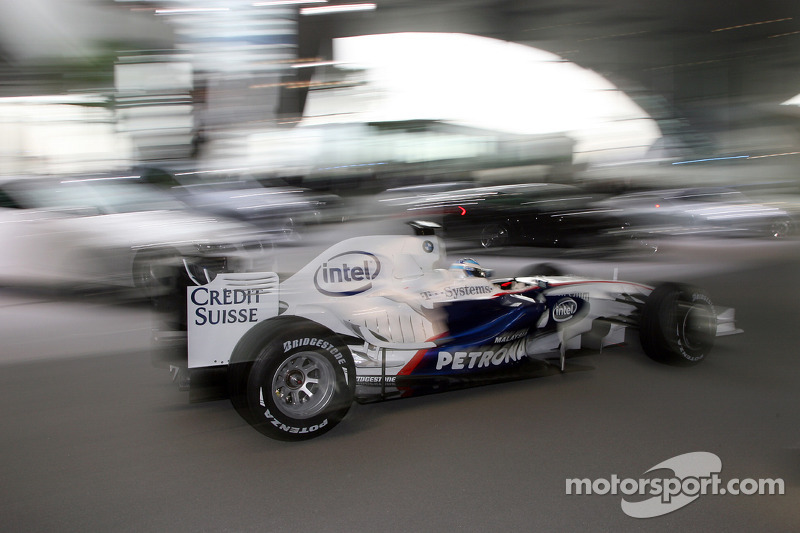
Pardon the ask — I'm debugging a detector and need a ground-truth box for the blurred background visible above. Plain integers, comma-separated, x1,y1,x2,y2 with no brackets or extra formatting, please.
2,0,800,184
1,0,800,296
2,2,800,531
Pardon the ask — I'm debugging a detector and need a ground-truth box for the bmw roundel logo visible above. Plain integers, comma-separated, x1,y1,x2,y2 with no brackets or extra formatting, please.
422,240,434,253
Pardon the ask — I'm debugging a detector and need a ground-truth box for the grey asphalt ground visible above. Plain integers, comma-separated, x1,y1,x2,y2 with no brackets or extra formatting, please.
1,227,798,532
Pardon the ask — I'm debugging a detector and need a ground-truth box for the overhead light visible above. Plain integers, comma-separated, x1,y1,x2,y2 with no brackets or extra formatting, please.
253,0,327,6
712,17,792,32
671,155,749,165
300,3,376,15
155,7,230,15
291,60,339,68
769,30,800,39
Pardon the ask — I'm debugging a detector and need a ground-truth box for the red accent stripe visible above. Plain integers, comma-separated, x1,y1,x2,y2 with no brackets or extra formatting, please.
397,332,449,376
397,280,650,374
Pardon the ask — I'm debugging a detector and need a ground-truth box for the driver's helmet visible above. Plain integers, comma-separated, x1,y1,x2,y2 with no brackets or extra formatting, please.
450,258,492,278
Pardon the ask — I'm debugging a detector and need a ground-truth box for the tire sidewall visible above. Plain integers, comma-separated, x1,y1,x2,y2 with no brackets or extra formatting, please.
245,324,355,441
673,289,715,362
641,283,716,366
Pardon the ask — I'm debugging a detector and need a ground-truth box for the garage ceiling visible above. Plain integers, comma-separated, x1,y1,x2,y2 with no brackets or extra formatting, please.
298,0,800,135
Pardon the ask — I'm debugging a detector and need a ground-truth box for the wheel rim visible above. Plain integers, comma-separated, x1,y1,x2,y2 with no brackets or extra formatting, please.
271,351,336,419
678,303,715,352
480,225,508,248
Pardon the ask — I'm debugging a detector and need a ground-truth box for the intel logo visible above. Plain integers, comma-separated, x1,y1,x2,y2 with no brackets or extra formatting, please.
314,251,381,297
553,297,578,322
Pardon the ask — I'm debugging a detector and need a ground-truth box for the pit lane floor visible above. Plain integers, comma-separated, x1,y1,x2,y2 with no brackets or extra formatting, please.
1,228,798,532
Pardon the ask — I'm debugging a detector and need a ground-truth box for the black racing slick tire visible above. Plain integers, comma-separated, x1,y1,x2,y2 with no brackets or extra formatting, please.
639,283,716,366
228,317,355,441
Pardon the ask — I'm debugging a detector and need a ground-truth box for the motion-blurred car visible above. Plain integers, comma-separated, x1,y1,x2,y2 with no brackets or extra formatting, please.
594,187,795,238
133,165,345,240
374,181,475,209
424,183,632,249
0,174,274,301
178,222,739,441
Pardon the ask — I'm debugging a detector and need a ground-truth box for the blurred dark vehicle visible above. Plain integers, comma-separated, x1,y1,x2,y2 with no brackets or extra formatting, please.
0,174,274,304
426,183,631,249
594,187,795,238
371,181,476,219
133,165,346,240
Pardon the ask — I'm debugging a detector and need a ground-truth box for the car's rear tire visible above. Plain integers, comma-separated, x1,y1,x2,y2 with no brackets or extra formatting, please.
640,283,716,366
228,317,355,441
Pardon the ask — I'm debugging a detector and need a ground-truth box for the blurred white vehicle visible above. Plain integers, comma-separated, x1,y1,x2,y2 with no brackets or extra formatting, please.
0,174,274,299
596,187,795,238
132,165,346,239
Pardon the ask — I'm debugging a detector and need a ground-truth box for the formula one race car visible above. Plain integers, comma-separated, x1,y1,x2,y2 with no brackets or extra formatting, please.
181,222,738,441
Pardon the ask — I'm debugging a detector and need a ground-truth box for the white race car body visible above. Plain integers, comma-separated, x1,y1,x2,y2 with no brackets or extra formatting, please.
186,227,738,405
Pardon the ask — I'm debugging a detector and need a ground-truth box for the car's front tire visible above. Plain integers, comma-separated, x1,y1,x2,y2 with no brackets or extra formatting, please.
228,317,355,441
639,283,716,366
